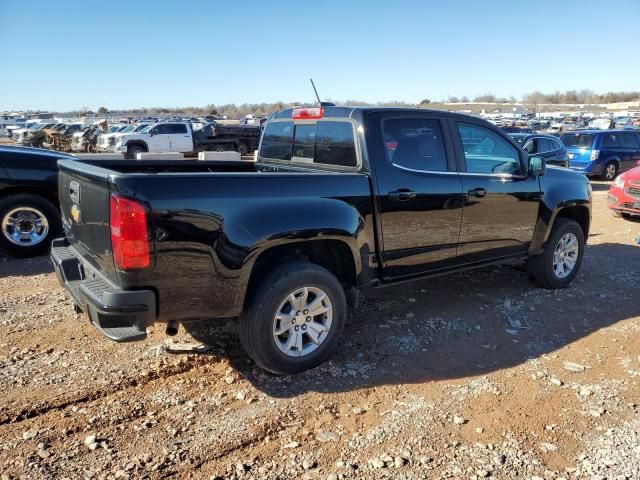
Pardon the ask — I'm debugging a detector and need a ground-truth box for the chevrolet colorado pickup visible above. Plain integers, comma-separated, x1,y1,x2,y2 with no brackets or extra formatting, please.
51,107,592,374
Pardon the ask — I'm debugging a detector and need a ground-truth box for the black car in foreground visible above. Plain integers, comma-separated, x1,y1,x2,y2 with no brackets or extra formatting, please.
509,133,570,168
52,106,592,374
0,146,72,256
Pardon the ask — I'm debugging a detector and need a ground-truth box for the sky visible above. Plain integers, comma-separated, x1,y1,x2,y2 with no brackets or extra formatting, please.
1,0,639,111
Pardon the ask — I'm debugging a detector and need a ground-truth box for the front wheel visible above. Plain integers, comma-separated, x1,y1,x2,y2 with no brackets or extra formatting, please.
528,218,585,289
0,194,61,257
239,261,347,374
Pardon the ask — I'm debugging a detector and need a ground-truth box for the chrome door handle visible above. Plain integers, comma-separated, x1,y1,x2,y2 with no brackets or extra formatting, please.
389,189,416,201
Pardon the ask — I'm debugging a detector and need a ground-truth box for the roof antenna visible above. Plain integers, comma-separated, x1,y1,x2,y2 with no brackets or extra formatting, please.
310,79,335,107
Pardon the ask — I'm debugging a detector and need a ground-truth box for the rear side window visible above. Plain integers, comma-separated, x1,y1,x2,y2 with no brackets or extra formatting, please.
166,124,187,134
620,133,640,149
538,138,554,153
601,133,622,148
261,121,294,160
382,117,447,172
261,120,357,167
561,133,595,148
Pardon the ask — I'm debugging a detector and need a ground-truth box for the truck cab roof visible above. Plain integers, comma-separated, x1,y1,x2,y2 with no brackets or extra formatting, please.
270,106,481,122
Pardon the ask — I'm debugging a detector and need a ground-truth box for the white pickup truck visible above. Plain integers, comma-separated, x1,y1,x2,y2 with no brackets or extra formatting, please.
106,121,263,158
108,122,194,158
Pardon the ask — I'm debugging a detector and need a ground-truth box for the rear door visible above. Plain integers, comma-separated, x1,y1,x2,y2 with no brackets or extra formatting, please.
451,120,542,263
369,112,464,279
166,123,193,152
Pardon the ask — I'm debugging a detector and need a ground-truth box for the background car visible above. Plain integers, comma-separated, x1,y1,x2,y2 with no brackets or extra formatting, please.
608,165,640,218
509,133,569,167
562,130,640,180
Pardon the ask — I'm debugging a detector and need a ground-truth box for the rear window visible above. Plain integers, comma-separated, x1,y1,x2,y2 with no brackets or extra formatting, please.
261,120,357,167
261,121,294,160
561,133,595,148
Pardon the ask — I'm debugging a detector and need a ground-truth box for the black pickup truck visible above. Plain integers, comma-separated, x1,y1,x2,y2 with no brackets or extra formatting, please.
51,107,591,374
0,146,72,257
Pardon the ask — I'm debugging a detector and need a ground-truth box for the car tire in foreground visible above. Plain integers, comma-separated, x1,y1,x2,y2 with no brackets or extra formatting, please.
239,261,346,374
528,218,585,289
0,194,60,257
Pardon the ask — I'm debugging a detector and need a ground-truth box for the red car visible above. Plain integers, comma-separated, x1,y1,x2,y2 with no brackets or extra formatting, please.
608,164,640,218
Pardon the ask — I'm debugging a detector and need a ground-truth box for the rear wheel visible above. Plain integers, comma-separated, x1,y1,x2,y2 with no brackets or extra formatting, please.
239,261,347,374
127,145,146,159
602,161,618,181
528,218,584,289
0,194,60,257
237,143,249,156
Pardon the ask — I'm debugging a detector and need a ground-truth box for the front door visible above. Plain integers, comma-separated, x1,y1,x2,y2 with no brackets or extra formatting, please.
371,113,464,279
451,120,542,263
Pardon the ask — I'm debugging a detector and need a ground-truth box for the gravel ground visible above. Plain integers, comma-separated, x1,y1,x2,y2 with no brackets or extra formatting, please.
0,181,639,480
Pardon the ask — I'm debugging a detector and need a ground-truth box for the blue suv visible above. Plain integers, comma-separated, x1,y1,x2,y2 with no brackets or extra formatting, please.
561,130,640,180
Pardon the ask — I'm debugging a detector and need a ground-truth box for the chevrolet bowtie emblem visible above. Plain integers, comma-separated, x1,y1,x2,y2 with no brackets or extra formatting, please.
71,204,81,223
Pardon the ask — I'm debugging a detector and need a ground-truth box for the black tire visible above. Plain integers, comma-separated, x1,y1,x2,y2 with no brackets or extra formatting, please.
127,145,146,159
213,145,227,152
601,161,618,181
239,261,347,374
527,218,585,289
237,143,249,156
0,194,61,257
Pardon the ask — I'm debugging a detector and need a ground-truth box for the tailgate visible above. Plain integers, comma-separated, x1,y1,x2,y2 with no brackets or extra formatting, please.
58,160,117,281
566,147,592,167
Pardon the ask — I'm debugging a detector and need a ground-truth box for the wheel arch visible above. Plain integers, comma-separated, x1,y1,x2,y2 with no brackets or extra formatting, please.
0,186,59,208
244,238,359,309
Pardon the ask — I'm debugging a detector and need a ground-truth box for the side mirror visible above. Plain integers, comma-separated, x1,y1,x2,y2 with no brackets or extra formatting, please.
148,130,155,137
529,155,546,177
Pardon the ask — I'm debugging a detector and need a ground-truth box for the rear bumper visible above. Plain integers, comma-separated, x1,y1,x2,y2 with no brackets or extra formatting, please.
51,238,156,342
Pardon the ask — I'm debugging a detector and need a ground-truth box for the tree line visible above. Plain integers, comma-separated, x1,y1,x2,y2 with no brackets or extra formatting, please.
72,90,640,118
425,90,640,105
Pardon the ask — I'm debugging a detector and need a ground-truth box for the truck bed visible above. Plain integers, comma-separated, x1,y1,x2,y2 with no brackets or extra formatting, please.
55,157,374,325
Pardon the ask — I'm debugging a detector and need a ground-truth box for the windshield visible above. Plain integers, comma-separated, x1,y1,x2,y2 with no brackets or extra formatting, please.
132,124,149,132
139,125,152,133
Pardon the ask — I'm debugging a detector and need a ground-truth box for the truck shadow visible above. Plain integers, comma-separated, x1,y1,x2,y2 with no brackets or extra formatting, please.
0,253,53,278
181,241,640,398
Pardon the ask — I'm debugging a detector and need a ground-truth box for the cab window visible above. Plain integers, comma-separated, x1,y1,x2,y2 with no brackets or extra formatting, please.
261,121,294,160
382,117,448,172
458,123,522,175
261,120,357,167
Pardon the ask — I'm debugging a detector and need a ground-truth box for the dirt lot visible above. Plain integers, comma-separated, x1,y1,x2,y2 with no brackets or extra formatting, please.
0,182,639,480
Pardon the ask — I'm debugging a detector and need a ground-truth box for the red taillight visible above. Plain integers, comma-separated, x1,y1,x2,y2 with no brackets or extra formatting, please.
110,194,150,270
292,107,324,120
